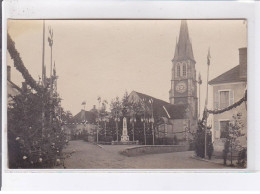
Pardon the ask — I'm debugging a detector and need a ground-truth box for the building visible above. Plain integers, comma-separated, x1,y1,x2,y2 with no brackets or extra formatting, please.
7,66,21,103
128,91,190,143
208,47,247,153
71,106,98,142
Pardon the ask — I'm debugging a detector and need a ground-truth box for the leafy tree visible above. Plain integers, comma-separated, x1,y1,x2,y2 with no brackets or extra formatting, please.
223,113,246,166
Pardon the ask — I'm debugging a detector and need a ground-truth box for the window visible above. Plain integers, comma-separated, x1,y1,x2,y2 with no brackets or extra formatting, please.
220,120,230,138
214,90,234,109
177,65,180,77
183,64,186,76
219,91,230,108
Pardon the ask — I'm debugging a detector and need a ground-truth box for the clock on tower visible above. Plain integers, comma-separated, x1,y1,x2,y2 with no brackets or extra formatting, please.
175,81,187,94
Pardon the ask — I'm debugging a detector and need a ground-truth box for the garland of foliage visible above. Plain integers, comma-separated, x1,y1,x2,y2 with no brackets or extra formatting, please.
207,91,247,115
7,34,42,92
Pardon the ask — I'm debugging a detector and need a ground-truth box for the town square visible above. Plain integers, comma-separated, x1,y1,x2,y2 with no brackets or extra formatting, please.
6,19,247,169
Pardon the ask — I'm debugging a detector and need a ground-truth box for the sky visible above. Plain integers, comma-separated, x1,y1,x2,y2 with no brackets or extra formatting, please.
7,20,247,116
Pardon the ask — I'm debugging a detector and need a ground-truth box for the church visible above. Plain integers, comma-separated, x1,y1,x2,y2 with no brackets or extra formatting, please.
128,20,198,143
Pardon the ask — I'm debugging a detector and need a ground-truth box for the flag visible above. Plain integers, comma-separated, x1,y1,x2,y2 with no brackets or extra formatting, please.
82,101,86,105
198,72,202,85
207,48,211,66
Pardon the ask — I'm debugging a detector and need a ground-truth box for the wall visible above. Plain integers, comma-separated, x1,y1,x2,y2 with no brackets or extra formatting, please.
120,144,189,157
7,81,20,103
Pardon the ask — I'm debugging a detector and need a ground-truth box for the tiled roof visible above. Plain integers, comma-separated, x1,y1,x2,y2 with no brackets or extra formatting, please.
208,65,243,85
134,91,187,119
73,110,97,124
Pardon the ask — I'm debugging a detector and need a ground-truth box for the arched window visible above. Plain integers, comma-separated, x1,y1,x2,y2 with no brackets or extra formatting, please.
177,65,180,77
183,64,187,76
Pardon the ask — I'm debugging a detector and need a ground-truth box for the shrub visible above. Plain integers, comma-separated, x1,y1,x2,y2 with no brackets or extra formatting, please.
237,148,247,168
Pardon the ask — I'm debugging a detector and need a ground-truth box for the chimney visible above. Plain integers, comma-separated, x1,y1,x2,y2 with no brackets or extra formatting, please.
22,82,27,92
7,66,11,81
239,47,247,80
93,105,96,110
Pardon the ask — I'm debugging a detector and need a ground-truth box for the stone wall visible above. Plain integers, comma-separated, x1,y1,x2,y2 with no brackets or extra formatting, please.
120,144,189,157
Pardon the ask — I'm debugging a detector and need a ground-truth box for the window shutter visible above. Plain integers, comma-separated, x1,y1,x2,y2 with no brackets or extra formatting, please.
214,121,219,130
214,121,220,139
214,91,219,109
229,90,234,105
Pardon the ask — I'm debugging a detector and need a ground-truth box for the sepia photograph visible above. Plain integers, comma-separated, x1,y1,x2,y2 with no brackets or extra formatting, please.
6,19,247,169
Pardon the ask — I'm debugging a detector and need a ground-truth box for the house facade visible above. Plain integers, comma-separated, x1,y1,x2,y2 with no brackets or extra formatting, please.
7,66,21,103
209,47,247,152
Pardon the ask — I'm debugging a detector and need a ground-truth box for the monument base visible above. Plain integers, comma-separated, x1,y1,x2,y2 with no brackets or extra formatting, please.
111,140,139,145
121,135,129,142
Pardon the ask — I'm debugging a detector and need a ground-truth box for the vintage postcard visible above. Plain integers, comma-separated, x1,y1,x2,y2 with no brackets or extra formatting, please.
6,19,247,169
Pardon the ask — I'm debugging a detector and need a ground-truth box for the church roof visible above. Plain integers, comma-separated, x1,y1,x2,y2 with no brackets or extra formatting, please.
173,20,195,62
133,91,187,119
208,65,243,85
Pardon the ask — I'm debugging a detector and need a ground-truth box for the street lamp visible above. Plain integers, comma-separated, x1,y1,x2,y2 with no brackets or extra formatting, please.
130,116,137,141
114,117,120,142
102,117,109,138
95,117,101,143
149,117,155,145
141,116,148,145
141,98,148,145
149,98,155,145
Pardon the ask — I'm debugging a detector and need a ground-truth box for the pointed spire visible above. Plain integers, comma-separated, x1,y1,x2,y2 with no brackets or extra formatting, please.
173,20,195,62
173,37,179,61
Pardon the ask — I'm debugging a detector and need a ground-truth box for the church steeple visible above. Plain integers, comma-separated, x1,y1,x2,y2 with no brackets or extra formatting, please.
169,20,198,120
173,20,195,62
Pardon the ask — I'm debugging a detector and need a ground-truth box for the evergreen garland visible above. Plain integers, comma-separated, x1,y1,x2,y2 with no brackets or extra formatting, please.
207,91,247,115
7,34,42,92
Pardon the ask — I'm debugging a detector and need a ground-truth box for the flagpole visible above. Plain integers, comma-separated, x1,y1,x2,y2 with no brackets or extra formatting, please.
42,20,45,86
41,20,45,137
205,48,210,159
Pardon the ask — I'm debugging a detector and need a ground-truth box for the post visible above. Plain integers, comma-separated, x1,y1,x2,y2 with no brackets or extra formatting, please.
197,72,202,119
41,20,45,137
152,122,154,145
97,123,99,143
143,121,146,145
104,120,107,138
142,98,147,145
132,121,135,141
205,49,210,158
116,117,118,142
48,27,54,125
151,99,154,145
42,20,45,86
